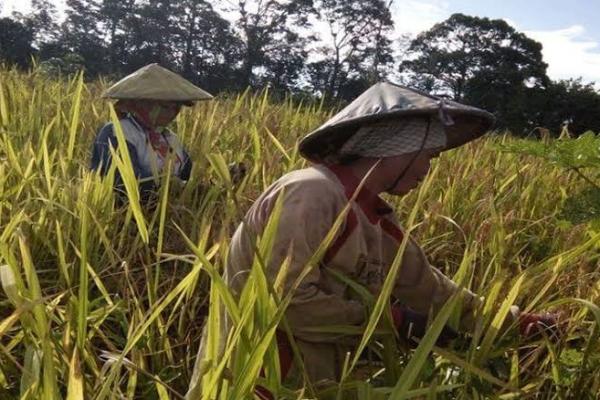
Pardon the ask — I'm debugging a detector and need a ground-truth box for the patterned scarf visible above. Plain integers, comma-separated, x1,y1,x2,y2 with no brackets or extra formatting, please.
115,100,171,159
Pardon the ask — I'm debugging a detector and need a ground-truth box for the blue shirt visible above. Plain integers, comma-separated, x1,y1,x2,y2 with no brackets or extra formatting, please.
90,115,192,199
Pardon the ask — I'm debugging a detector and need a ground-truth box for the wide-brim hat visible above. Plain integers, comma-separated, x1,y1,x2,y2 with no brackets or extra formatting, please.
299,81,495,162
102,63,213,105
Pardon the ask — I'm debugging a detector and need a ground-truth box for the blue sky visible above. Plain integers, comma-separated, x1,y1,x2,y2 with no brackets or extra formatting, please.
3,0,600,85
444,0,599,33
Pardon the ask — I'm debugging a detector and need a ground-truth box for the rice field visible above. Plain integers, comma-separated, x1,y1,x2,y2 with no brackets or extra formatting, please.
0,66,599,399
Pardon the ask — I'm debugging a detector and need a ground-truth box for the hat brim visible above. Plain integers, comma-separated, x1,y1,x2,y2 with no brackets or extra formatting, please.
107,97,198,107
101,63,214,103
299,108,495,162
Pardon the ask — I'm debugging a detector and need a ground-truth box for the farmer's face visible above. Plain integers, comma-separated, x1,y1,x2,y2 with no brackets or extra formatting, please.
148,101,183,127
380,148,441,195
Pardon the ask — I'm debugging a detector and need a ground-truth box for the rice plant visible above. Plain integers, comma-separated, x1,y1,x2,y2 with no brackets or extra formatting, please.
0,66,598,399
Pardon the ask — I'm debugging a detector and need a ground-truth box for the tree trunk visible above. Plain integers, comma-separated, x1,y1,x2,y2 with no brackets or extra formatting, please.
183,7,196,78
325,47,341,100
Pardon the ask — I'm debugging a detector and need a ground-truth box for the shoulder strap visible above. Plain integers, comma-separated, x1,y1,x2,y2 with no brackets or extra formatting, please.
323,208,358,264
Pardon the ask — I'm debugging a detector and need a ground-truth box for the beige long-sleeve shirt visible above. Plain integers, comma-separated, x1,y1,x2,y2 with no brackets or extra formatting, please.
227,165,482,378
187,164,487,397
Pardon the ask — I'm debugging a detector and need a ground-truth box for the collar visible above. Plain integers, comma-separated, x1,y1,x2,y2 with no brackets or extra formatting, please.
322,163,394,224
126,114,145,132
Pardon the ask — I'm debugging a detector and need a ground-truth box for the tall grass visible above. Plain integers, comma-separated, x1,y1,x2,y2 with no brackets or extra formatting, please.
0,65,599,399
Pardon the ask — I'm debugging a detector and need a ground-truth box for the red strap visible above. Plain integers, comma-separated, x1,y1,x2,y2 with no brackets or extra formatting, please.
254,385,274,400
323,206,404,266
254,331,294,399
323,208,358,264
276,330,293,379
380,218,404,243
391,305,404,330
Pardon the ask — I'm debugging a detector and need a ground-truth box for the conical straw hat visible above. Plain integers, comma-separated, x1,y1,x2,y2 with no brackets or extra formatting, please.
299,81,495,162
102,63,213,103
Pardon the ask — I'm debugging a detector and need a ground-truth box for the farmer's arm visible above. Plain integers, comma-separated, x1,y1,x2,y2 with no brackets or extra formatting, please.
394,239,557,338
90,124,120,176
392,238,486,331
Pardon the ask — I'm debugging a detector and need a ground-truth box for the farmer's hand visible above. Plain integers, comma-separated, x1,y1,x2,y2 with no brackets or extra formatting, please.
391,305,458,347
228,161,247,185
519,312,562,341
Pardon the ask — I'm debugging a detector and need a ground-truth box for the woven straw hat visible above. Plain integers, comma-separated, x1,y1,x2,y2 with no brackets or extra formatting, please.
102,63,213,105
299,81,495,162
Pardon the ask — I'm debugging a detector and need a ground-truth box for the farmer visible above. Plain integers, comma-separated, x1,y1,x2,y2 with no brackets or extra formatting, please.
90,63,213,201
186,82,557,398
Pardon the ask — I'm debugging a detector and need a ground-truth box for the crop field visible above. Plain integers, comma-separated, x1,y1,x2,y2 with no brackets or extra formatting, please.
0,67,599,399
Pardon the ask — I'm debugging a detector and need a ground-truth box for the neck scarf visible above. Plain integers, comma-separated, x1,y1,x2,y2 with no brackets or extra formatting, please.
116,100,172,159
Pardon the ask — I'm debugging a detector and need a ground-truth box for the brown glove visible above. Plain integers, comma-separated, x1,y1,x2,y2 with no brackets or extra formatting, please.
228,161,247,185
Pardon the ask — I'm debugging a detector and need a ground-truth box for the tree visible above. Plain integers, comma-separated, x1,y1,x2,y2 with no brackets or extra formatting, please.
61,0,108,76
217,0,313,91
171,0,243,92
10,0,60,47
400,13,548,133
309,0,394,100
99,0,136,75
527,79,600,136
0,17,34,68
125,0,180,69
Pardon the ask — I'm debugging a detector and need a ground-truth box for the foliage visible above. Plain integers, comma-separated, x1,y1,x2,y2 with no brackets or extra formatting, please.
60,0,109,77
501,131,600,227
0,68,599,399
399,13,548,134
222,0,315,91
307,0,394,101
528,79,600,137
3,2,600,132
174,0,243,93
38,53,86,77
0,17,35,68
14,0,61,47
0,0,396,99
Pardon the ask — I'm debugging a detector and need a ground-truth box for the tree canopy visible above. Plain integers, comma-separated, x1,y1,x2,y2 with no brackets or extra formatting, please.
1,4,599,135
0,17,34,68
307,0,394,99
400,14,550,133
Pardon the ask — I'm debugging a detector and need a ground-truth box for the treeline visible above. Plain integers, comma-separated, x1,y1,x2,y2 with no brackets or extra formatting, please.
1,1,599,136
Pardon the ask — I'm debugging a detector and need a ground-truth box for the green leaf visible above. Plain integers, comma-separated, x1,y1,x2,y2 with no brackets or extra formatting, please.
388,291,462,399
67,72,84,161
107,104,149,243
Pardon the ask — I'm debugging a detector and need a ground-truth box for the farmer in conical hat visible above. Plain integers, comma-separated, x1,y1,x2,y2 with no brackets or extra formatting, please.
186,82,558,398
90,63,213,200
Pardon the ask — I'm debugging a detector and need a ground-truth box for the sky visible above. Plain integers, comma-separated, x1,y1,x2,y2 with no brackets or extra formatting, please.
391,0,600,86
2,0,600,86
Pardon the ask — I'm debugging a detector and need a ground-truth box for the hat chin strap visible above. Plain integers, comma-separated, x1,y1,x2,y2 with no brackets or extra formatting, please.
384,118,432,193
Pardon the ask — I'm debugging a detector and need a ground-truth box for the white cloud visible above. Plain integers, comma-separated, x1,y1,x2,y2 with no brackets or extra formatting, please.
387,0,450,82
391,0,450,35
525,25,600,85
0,0,32,16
